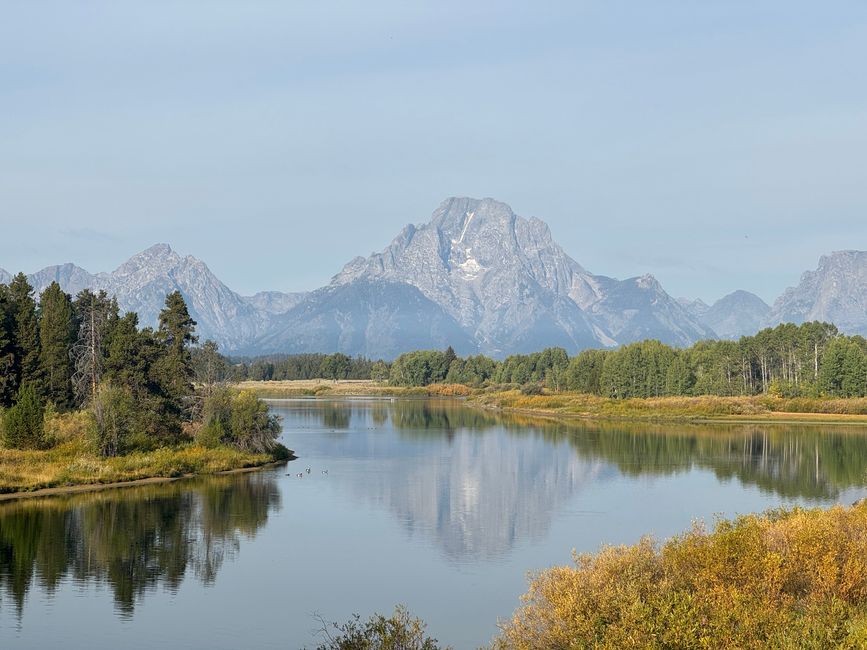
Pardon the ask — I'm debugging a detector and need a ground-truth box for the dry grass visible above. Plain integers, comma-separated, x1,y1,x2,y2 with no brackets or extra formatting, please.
237,379,477,398
0,410,279,494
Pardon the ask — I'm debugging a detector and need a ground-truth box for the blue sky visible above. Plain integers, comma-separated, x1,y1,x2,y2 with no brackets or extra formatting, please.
2,1,866,303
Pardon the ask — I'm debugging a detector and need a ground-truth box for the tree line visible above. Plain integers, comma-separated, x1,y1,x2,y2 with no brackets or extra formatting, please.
235,321,867,399
0,274,281,455
388,323,866,398
233,353,386,382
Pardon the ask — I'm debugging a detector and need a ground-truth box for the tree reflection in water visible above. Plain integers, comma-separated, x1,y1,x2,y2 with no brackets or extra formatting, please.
0,472,280,619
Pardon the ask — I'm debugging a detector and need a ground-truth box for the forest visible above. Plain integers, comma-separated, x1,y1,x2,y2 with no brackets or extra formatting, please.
237,321,867,399
0,273,284,473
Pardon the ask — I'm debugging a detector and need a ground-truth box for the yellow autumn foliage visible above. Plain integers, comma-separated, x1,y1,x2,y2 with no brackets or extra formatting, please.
494,502,867,649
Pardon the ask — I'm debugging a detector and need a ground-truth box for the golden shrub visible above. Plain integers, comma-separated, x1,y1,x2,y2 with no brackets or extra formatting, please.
494,503,867,649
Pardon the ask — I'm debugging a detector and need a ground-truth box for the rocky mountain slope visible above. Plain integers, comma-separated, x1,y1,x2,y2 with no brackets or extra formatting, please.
242,291,308,315
15,245,280,351
769,251,867,336
681,290,771,340
319,197,712,356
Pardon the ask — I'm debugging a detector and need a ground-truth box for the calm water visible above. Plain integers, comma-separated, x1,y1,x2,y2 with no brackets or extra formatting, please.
3,398,867,649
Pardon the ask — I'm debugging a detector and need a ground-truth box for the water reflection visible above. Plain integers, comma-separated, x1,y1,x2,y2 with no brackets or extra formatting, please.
0,472,280,620
278,399,867,562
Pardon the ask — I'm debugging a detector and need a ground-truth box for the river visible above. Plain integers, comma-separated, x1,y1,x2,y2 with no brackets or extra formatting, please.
2,397,867,648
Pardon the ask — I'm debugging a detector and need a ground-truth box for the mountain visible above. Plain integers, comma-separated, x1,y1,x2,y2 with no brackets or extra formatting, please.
12,199,865,358
680,290,771,340
242,290,308,315
327,197,712,355
8,244,268,352
770,251,867,336
0,268,10,285
28,262,105,298
678,297,709,319
255,280,476,358
700,290,771,340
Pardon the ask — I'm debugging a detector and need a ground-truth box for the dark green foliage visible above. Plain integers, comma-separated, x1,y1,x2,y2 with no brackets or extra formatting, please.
320,352,352,381
389,350,451,386
315,605,448,650
38,282,76,409
1,383,46,449
445,354,497,387
564,349,608,394
103,313,188,445
154,291,197,411
236,353,381,381
0,285,16,405
494,348,569,385
9,273,42,393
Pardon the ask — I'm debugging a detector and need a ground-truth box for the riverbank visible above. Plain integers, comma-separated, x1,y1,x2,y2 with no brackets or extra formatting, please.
240,380,867,424
471,390,867,424
0,440,292,497
240,379,474,397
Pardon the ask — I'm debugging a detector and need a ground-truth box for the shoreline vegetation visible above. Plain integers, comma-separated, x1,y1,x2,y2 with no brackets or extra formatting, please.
0,408,291,497
241,379,867,424
0,277,289,497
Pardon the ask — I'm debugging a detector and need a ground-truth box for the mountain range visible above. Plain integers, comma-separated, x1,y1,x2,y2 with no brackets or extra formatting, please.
2,197,866,357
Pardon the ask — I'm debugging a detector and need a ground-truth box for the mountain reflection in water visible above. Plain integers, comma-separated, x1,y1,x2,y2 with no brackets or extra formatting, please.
278,399,867,561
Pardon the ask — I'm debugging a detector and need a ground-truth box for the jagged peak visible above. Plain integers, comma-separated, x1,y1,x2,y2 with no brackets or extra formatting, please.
634,273,663,291
114,243,182,274
817,250,867,267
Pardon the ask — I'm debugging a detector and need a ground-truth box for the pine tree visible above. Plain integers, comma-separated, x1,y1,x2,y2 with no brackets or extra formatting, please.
9,273,42,392
1,383,46,449
0,284,16,406
152,291,198,430
38,282,76,409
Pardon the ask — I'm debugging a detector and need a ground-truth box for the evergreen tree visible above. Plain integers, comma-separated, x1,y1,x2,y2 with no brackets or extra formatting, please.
1,383,46,449
9,273,41,392
38,282,76,409
0,284,16,406
154,291,197,406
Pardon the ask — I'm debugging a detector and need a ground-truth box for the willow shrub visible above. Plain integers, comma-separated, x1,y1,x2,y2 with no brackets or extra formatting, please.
494,503,867,650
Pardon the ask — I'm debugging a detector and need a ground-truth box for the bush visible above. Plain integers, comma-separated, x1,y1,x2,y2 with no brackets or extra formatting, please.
90,382,135,457
315,605,448,650
1,383,47,449
200,387,281,453
195,420,226,448
494,503,867,650
229,390,281,453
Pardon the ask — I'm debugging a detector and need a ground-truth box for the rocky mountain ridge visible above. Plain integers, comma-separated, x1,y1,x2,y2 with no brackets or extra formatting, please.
4,199,866,357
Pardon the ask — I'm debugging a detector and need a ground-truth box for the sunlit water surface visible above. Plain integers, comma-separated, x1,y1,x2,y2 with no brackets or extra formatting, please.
3,398,867,649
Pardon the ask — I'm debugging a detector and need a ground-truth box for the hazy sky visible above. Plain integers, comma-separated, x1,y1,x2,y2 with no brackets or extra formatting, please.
2,1,866,303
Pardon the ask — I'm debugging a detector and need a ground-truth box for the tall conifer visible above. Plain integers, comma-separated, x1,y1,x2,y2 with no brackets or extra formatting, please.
38,282,76,409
